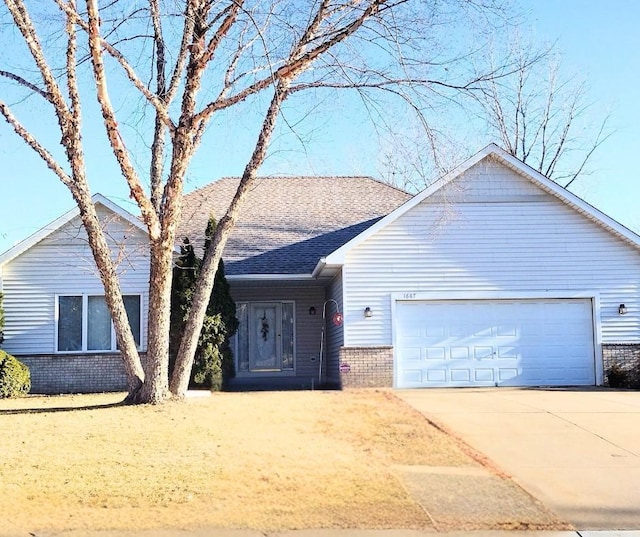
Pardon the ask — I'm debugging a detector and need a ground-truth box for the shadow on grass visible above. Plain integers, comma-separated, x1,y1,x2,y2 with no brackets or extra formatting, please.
0,400,126,415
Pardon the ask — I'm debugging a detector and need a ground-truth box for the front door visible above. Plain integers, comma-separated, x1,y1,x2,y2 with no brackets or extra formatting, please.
236,302,295,373
250,303,280,371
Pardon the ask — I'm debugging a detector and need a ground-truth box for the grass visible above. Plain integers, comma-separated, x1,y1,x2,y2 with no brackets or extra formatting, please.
0,389,476,534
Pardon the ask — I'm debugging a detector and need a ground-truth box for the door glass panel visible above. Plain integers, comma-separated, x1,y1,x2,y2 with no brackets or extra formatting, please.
251,305,278,370
236,303,249,372
281,303,294,370
58,296,83,351
88,296,112,350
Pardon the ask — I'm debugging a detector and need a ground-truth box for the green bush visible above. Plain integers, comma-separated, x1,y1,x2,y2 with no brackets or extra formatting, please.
0,350,30,398
169,216,238,391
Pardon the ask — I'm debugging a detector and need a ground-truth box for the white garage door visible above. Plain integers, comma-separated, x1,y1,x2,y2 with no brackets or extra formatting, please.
395,299,595,388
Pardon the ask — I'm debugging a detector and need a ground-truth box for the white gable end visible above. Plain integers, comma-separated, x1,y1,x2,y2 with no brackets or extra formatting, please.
1,204,150,355
424,158,548,203
342,158,640,348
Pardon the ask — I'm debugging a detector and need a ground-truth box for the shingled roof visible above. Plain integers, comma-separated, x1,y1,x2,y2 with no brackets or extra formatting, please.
178,176,412,276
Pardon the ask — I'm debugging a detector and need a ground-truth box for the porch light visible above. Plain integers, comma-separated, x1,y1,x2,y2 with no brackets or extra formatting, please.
309,306,316,316
619,304,628,315
364,306,373,318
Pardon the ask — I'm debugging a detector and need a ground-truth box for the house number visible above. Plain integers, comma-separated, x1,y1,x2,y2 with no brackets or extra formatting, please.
403,293,416,299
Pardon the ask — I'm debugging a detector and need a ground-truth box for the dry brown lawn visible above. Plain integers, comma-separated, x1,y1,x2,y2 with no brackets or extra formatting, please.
0,389,476,534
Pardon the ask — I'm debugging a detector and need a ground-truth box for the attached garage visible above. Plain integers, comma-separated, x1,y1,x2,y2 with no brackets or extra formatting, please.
323,146,640,390
395,298,596,388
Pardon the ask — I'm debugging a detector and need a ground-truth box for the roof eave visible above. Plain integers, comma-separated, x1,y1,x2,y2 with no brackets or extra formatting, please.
227,273,315,281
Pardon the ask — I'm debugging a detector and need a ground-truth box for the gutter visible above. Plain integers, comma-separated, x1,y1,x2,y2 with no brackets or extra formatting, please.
311,258,326,279
226,273,315,281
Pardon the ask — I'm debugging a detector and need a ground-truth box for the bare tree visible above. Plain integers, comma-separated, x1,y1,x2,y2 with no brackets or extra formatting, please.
476,44,611,188
0,0,518,403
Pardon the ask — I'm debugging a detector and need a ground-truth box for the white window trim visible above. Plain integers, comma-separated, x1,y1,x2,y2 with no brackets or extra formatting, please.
55,293,143,354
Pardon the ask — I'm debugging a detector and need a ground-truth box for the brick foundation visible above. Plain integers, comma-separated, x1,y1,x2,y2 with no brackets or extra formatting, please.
16,354,130,394
338,346,393,388
602,344,640,387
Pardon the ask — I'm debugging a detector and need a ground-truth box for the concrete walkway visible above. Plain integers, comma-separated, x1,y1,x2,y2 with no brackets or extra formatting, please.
20,529,640,537
398,388,640,530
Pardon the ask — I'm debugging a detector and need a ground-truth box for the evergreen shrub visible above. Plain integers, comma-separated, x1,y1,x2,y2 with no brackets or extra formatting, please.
0,350,30,398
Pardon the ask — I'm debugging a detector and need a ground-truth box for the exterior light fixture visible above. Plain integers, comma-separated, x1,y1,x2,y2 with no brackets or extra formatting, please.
309,306,316,316
364,306,373,318
619,304,628,315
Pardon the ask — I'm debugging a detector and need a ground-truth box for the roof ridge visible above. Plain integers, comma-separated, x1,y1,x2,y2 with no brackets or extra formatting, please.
184,174,413,198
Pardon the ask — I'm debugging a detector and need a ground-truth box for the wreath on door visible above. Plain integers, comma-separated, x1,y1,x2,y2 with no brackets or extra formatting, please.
260,311,270,341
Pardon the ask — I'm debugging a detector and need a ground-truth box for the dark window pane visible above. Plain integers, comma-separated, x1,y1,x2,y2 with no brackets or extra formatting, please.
236,303,249,372
281,303,294,369
123,295,141,347
58,296,82,351
88,296,112,351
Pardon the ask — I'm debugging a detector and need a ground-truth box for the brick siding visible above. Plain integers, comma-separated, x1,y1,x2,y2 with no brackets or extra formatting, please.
16,354,130,394
338,346,393,388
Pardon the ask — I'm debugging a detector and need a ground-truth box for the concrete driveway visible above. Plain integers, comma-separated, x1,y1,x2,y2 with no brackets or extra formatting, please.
397,388,640,531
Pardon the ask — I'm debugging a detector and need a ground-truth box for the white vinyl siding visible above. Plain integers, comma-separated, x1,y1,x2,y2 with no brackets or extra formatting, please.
1,205,149,355
325,270,344,380
343,162,640,347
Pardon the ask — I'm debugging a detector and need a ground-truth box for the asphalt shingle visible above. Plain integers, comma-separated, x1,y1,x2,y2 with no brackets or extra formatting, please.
178,176,412,275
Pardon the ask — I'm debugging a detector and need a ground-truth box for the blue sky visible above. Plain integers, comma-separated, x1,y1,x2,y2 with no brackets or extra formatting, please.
0,1,638,253
521,0,640,233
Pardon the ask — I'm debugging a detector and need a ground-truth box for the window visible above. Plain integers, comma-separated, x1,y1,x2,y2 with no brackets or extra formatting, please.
57,294,142,352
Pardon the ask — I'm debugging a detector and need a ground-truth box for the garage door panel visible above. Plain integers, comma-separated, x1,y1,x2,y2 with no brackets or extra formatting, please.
400,369,422,383
426,325,445,337
426,369,446,382
496,347,518,360
426,347,445,360
473,325,492,337
498,368,518,381
403,347,422,361
449,324,469,337
450,347,470,360
396,299,595,388
402,325,422,338
475,369,495,382
451,369,471,382
474,347,494,360
497,324,517,337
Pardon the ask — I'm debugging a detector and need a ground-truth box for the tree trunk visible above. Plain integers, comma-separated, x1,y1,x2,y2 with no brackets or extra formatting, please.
74,192,145,400
134,238,173,403
170,83,290,397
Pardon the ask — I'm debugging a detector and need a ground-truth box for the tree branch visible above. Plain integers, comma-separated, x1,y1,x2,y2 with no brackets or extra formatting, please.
0,70,50,100
85,0,161,240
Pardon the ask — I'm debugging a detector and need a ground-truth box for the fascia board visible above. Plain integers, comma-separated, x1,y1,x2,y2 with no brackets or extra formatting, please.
226,274,315,281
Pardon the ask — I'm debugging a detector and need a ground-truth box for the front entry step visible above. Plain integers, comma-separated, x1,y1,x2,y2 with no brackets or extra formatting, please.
225,376,319,391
